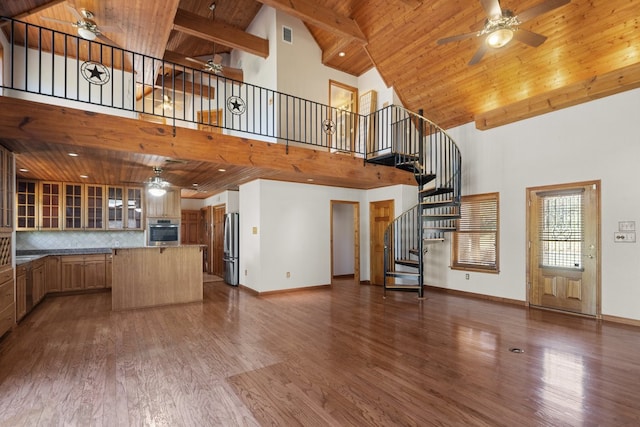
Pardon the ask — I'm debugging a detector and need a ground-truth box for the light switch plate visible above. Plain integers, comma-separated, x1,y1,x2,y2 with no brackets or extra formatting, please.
619,221,636,232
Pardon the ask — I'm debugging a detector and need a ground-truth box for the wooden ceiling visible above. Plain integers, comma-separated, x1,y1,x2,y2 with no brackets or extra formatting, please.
1,0,640,197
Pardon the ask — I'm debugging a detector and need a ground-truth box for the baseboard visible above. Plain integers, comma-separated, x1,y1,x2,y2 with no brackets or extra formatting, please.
425,285,526,306
601,314,640,328
333,274,355,279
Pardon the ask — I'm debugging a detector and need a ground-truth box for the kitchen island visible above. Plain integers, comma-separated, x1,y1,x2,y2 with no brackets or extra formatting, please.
111,246,203,310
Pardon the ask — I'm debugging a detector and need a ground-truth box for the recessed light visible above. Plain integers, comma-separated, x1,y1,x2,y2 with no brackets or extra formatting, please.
68,152,79,157
218,168,226,172
19,168,29,173
307,178,314,182
80,175,89,179
338,52,346,57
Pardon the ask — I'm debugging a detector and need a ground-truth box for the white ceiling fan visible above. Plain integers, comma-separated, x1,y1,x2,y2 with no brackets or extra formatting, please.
185,53,244,82
437,0,571,65
41,4,121,47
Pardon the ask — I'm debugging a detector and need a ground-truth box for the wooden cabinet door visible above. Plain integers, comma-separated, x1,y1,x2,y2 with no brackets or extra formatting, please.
32,263,45,305
0,147,14,231
85,185,106,229
16,180,38,230
181,210,200,244
147,188,180,218
84,255,106,289
40,182,62,230
106,255,112,289
45,256,61,292
63,183,83,229
15,269,27,321
61,256,85,291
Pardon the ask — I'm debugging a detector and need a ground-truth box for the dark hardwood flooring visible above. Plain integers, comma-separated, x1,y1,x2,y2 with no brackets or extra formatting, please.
1,280,640,426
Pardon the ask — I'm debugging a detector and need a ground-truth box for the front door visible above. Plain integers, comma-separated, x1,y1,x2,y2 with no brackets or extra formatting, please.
527,181,600,316
370,199,394,286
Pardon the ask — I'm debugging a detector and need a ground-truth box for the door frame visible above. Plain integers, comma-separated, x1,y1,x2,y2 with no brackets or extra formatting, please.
330,200,360,283
526,180,602,317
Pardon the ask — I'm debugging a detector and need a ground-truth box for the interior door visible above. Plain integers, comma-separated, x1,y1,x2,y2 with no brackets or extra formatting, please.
528,181,600,316
370,199,394,286
329,80,358,153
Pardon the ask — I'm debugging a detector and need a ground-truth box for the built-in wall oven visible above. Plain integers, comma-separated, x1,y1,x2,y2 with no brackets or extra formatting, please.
147,218,180,246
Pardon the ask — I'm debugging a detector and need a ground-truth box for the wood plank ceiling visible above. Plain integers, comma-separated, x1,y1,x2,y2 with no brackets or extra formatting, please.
1,0,639,198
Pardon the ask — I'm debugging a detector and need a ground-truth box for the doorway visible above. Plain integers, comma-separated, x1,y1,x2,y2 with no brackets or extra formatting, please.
329,80,358,153
527,181,601,316
370,199,394,286
331,201,360,283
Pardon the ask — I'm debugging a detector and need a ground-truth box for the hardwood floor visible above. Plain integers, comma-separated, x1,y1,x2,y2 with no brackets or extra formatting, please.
1,280,640,426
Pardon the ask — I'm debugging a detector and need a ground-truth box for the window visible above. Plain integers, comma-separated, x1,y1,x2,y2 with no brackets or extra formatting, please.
452,192,499,273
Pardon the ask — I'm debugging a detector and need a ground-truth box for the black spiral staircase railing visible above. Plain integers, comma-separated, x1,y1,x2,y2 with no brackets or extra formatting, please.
367,107,462,298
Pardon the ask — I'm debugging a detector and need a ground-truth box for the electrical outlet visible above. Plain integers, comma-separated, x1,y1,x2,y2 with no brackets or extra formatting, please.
244,269,248,276
286,272,291,278
465,273,470,280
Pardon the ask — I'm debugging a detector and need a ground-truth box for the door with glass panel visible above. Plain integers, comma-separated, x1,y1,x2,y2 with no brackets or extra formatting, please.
527,181,600,316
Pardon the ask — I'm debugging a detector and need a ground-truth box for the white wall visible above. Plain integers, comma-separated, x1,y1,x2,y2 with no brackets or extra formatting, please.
425,88,640,321
238,180,415,292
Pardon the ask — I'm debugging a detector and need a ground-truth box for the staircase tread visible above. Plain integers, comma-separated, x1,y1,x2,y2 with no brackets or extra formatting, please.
384,284,421,290
395,258,419,267
386,271,420,278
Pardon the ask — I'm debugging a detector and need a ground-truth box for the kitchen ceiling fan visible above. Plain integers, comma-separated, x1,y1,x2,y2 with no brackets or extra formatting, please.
41,4,121,46
147,167,171,197
437,0,571,65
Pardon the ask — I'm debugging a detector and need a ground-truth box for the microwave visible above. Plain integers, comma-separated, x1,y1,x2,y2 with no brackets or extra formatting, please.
147,218,180,246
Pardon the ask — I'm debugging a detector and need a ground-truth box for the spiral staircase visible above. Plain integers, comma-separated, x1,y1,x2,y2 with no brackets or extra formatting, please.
367,107,462,298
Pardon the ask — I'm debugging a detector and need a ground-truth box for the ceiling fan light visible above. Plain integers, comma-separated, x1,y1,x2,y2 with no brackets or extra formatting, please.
77,27,96,41
148,185,166,197
486,28,513,48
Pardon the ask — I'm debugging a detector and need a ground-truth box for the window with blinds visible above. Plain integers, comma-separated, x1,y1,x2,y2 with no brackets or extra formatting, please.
452,192,499,272
539,191,583,269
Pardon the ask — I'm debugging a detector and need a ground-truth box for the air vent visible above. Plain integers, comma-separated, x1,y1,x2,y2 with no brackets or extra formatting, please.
282,25,293,44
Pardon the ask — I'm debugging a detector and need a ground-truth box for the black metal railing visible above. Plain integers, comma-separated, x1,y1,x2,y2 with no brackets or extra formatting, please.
0,17,368,155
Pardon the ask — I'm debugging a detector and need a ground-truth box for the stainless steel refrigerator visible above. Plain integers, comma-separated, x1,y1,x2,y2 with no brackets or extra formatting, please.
223,213,239,286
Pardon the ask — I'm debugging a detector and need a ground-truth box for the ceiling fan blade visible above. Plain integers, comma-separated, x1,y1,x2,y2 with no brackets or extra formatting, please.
96,33,121,48
437,31,479,45
41,16,75,26
65,4,84,21
221,66,244,83
516,0,571,24
185,56,208,67
98,24,122,33
513,29,547,47
468,39,488,65
480,0,502,18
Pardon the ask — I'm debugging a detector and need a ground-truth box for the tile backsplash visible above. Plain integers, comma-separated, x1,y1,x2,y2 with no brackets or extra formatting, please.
17,231,145,250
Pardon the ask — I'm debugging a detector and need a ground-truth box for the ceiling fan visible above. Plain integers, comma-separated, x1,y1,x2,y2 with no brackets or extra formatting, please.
41,4,121,47
185,53,244,83
147,167,171,197
437,0,571,65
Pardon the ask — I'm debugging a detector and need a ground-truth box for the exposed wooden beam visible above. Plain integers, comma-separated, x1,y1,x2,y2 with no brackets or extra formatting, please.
475,62,640,130
0,97,415,189
321,39,352,65
12,0,66,19
154,76,215,99
173,8,269,59
255,0,367,44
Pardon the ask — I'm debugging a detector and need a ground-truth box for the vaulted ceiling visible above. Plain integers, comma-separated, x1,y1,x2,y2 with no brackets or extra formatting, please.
1,0,639,197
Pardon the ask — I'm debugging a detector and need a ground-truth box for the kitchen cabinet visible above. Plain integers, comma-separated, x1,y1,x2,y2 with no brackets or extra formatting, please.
0,146,14,231
16,180,38,230
45,256,61,293
146,187,180,218
16,264,27,321
61,254,107,290
0,265,15,337
63,183,83,229
108,186,144,230
40,182,62,230
31,259,45,305
85,184,105,229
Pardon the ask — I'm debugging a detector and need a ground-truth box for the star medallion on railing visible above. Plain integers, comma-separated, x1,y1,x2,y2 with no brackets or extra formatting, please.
226,96,246,115
80,61,110,85
322,119,336,135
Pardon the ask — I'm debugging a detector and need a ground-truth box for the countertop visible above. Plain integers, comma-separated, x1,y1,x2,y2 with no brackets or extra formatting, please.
15,248,114,265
